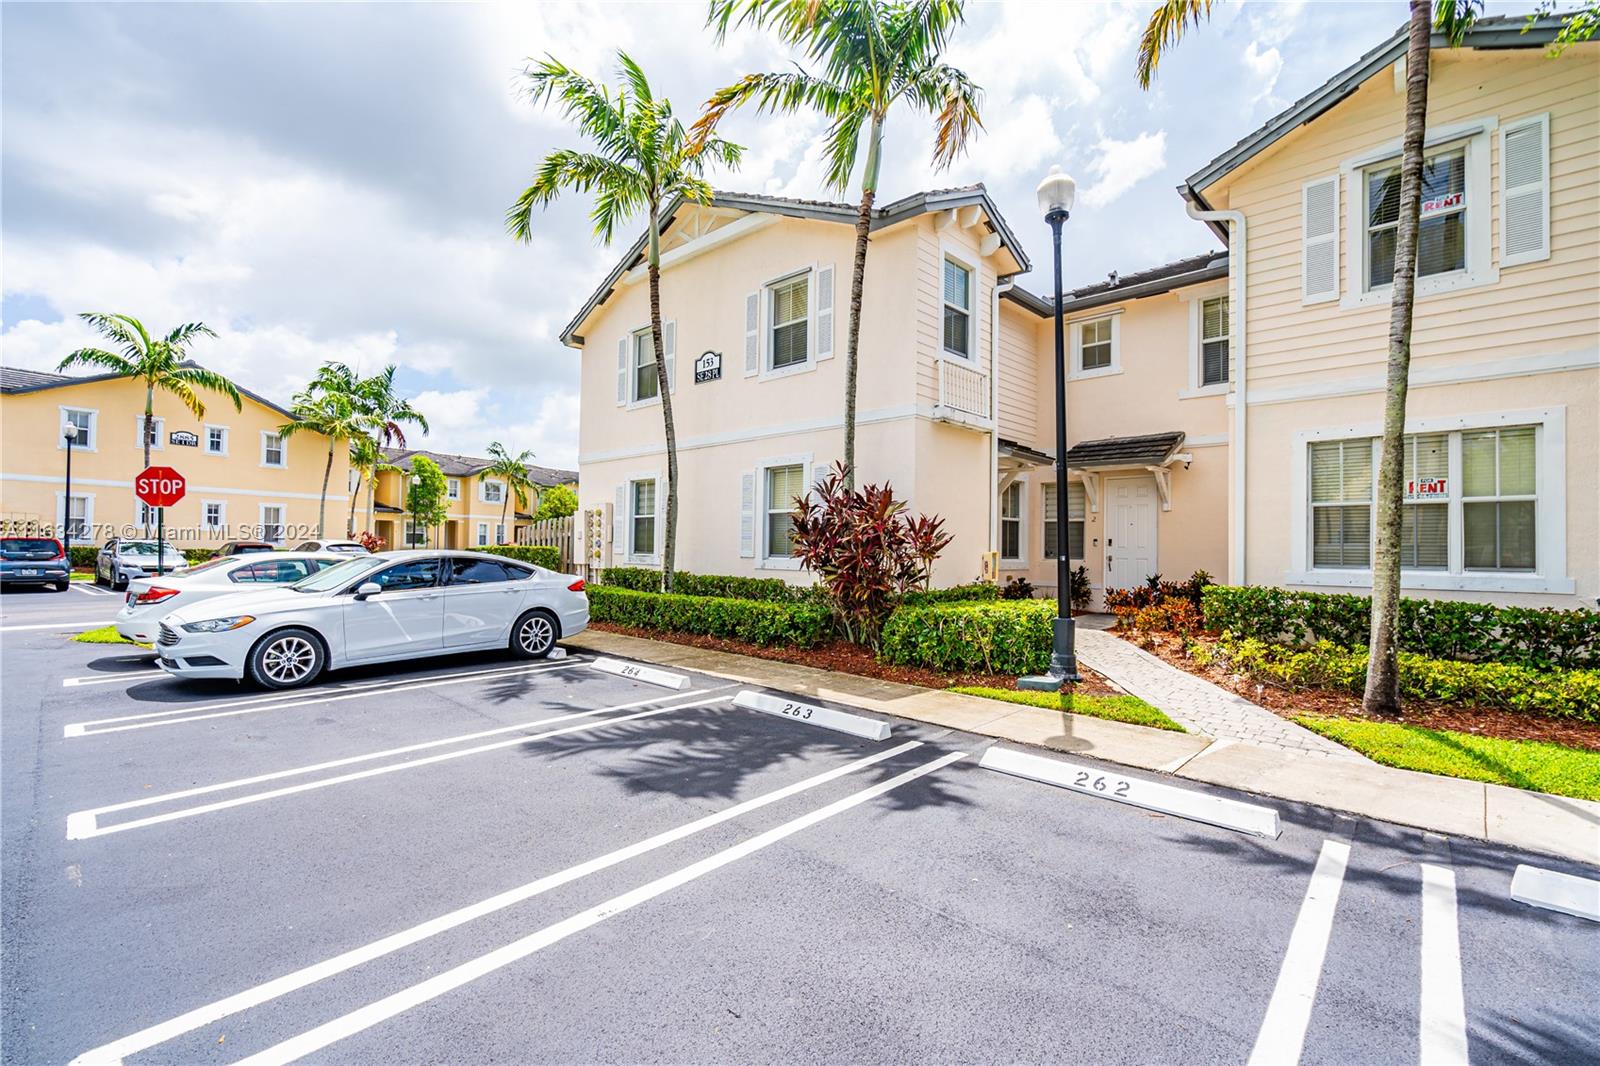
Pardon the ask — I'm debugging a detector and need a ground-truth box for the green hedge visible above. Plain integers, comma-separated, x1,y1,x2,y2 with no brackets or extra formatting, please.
68,546,98,568
587,586,831,647
482,545,562,571
598,566,813,603
1201,585,1600,672
880,600,1056,675
901,582,1001,607
1192,635,1600,723
184,548,218,566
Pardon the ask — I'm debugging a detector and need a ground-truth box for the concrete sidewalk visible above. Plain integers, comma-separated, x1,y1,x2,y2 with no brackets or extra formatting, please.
566,629,1600,867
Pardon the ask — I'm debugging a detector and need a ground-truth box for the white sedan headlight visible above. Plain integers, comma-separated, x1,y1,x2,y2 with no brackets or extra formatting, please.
181,615,256,633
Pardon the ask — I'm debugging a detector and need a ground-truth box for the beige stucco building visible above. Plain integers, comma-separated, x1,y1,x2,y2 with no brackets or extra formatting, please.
569,16,1597,610
369,447,576,551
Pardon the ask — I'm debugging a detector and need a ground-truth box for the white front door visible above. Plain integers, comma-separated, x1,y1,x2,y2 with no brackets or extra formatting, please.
1105,477,1158,591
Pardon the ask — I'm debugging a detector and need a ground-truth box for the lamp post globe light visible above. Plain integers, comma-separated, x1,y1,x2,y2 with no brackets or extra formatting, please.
62,423,79,563
1019,165,1083,690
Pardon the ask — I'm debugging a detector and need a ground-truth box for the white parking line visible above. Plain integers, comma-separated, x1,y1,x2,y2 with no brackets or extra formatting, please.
231,749,969,1066
67,740,925,1066
64,658,590,736
1419,864,1469,1065
63,671,159,687
1247,839,1351,1066
67,689,730,839
0,618,114,633
71,583,116,597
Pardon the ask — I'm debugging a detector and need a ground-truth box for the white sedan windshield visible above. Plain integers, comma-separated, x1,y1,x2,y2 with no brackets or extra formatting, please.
290,556,387,592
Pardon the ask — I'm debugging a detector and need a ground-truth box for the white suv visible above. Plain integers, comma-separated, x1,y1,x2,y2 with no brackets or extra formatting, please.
154,550,589,689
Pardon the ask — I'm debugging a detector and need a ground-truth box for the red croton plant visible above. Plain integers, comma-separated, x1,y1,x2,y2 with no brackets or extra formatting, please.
789,462,952,647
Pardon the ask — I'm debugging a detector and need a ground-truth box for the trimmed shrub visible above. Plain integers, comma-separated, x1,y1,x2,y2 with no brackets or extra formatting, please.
68,546,98,569
902,582,1000,607
1192,634,1600,723
482,545,562,571
587,586,831,647
1201,586,1600,671
184,548,218,566
597,567,812,603
880,600,1056,675
600,566,663,591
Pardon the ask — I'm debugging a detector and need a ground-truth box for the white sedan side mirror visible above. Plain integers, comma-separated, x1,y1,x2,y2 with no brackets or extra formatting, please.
354,582,382,600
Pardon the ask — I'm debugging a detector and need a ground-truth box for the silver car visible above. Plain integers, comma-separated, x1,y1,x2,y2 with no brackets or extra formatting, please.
95,538,189,590
115,552,346,643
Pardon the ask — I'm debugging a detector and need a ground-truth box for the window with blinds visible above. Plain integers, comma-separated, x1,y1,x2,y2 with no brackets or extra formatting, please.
764,464,804,558
1200,296,1229,386
1310,439,1372,568
943,259,972,358
1401,433,1448,569
1000,482,1022,560
1043,482,1087,561
1366,147,1467,289
770,275,809,369
632,329,658,401
631,479,656,556
1463,426,1536,571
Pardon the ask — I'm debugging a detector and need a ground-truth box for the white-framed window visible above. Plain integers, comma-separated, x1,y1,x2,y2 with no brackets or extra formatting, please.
1042,482,1086,561
630,478,657,557
1291,410,1568,593
495,523,506,546
404,520,427,548
205,425,228,455
942,257,973,358
203,501,225,531
136,501,158,527
1364,146,1466,291
768,271,810,371
260,504,285,544
1000,481,1024,563
60,407,97,451
481,479,505,505
62,494,91,540
763,463,805,560
261,431,286,468
632,328,659,403
476,522,489,547
1199,296,1229,387
135,415,166,451
1070,313,1120,378
446,478,461,501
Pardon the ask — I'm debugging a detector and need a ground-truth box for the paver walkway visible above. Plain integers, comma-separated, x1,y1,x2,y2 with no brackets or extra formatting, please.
1074,627,1366,760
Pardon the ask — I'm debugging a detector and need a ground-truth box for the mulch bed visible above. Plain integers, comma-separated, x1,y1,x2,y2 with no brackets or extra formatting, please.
589,622,1123,697
1122,627,1600,753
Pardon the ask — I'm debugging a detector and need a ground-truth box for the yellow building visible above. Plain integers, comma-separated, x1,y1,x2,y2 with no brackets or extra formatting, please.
0,365,351,548
368,448,577,551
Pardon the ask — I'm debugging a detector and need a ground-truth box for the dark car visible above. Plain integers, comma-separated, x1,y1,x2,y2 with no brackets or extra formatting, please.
0,537,71,592
215,541,277,556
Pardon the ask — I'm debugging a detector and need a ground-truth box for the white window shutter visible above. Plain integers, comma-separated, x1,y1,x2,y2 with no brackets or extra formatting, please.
613,484,627,556
1301,175,1339,303
616,338,629,405
1501,113,1550,267
739,472,755,558
663,321,677,392
744,292,761,376
815,264,835,360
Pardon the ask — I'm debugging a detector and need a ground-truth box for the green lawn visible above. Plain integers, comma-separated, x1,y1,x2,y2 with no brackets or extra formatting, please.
1296,715,1600,801
72,625,145,647
950,685,1185,732
70,571,96,581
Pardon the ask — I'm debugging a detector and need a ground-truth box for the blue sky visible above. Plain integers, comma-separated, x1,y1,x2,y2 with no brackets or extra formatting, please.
0,1,1524,467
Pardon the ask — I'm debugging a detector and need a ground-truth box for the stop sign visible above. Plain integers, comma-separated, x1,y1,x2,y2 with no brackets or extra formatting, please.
135,466,186,508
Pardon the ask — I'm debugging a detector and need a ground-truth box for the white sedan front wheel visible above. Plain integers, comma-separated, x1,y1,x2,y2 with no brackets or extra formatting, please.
510,610,558,659
248,628,326,690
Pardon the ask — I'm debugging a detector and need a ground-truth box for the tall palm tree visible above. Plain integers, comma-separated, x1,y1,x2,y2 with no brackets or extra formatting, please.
482,441,538,545
345,434,398,538
279,388,367,539
1137,0,1434,716
508,52,742,591
695,0,982,485
343,366,429,536
59,313,242,476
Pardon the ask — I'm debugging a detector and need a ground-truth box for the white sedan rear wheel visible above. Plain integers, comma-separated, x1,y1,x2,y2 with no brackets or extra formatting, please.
511,610,558,659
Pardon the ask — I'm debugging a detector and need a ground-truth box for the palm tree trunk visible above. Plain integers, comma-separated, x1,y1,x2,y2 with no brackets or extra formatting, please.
317,441,334,539
501,496,510,545
347,476,360,537
365,474,376,539
842,114,884,489
1363,0,1432,717
646,204,680,592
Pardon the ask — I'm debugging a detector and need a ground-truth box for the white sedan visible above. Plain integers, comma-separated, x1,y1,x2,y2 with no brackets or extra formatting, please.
154,550,590,689
114,552,346,643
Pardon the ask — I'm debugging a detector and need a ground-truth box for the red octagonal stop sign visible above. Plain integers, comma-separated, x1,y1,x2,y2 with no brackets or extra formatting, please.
135,465,187,508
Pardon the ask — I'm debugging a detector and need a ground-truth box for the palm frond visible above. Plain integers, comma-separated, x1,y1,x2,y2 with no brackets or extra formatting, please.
57,347,136,376
1433,0,1481,46
76,312,148,361
170,366,244,411
508,150,638,242
691,69,849,149
900,62,983,169
820,108,867,191
163,321,217,349
616,51,654,104
1137,0,1213,90
163,378,206,419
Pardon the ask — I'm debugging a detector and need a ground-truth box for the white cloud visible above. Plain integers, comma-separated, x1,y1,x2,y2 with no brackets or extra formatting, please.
1080,130,1168,209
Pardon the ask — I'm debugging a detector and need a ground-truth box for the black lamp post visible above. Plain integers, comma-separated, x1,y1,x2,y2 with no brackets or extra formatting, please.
409,473,421,549
1020,165,1083,690
62,423,79,562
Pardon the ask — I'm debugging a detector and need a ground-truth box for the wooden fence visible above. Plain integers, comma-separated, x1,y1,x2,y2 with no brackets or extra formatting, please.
517,515,577,572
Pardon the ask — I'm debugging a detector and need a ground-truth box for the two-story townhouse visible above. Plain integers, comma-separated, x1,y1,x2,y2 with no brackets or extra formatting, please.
370,447,576,550
1179,15,1597,609
567,188,1030,587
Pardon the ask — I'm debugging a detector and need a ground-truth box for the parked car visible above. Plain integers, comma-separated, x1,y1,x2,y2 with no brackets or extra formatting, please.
293,539,369,554
0,536,70,592
215,541,277,557
114,552,346,643
94,538,188,590
155,550,588,689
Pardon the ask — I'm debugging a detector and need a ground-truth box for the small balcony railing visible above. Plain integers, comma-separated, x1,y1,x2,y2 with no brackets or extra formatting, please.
934,357,991,428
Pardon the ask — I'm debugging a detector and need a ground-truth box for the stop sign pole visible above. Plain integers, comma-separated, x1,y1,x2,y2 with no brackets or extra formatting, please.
134,466,187,576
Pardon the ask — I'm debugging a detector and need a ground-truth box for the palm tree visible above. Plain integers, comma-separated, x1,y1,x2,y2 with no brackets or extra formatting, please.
1137,0,1434,716
345,434,398,538
482,442,538,544
695,0,982,485
59,313,241,477
279,388,367,539
344,366,429,536
508,52,742,591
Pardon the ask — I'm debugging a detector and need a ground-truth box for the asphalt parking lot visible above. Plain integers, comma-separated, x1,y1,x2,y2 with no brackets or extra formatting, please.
3,587,1598,1065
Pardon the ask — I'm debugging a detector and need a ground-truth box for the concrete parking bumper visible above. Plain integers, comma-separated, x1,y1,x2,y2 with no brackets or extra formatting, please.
566,629,1600,867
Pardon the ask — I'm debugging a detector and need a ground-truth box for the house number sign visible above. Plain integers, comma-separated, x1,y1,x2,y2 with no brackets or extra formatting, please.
694,350,722,383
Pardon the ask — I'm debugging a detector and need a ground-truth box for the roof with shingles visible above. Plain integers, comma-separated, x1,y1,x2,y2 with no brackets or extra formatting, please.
0,363,298,420
1003,251,1228,318
1065,431,1187,468
380,446,575,488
